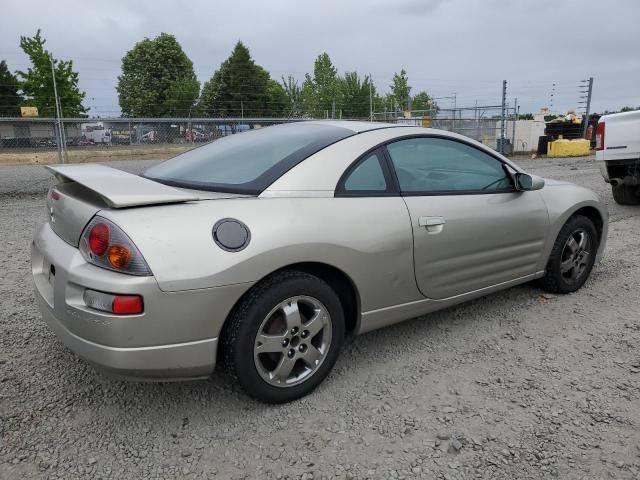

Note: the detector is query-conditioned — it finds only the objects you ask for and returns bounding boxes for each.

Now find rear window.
[144,123,353,194]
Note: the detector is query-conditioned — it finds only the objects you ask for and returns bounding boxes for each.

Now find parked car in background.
[84,127,111,145]
[596,109,640,205]
[140,130,159,143]
[32,121,607,403]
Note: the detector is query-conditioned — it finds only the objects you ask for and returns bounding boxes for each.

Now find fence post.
[50,56,65,163]
[511,97,517,153]
[500,80,507,154]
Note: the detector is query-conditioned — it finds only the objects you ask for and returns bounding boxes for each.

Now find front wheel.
[611,185,640,205]
[537,215,599,294]
[221,271,345,403]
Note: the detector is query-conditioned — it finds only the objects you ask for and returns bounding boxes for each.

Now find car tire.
[537,215,599,294]
[611,185,640,205]
[221,270,345,403]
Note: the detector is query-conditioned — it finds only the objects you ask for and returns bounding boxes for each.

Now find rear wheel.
[221,271,344,403]
[537,215,598,294]
[611,185,640,205]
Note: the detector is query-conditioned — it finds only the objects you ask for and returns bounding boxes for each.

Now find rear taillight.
[89,223,110,256]
[595,122,605,151]
[84,289,144,315]
[79,216,151,276]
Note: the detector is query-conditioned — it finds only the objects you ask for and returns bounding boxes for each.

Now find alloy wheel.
[253,295,332,388]
[559,228,592,284]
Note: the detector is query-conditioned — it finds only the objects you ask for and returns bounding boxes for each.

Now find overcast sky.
[1,0,639,117]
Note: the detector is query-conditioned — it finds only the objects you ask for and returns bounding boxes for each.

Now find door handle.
[418,216,446,234]
[418,216,445,227]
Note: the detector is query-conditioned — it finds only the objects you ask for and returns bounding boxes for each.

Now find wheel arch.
[572,206,605,244]
[219,261,361,362]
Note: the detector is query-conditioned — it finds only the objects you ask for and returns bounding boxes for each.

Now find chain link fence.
[372,104,520,153]
[0,117,302,160]
[1,107,524,161]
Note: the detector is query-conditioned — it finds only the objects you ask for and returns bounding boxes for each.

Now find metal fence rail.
[372,105,517,153]
[0,107,519,160]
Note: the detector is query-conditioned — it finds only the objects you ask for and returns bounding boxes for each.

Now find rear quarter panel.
[100,196,421,314]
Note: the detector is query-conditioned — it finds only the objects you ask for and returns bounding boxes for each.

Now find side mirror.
[516,173,545,191]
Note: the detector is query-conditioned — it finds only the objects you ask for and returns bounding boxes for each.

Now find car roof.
[303,119,402,133]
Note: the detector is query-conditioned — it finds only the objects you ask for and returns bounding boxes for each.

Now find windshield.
[144,123,354,194]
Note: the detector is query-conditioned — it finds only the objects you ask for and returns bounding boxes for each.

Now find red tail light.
[88,223,110,256]
[595,122,605,151]
[84,289,144,315]
[80,216,151,276]
[112,295,144,315]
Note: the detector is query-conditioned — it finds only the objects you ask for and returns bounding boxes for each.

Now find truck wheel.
[221,271,345,403]
[537,215,598,294]
[611,185,640,205]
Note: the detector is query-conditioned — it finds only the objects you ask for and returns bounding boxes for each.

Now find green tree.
[303,53,341,118]
[16,30,86,117]
[117,33,199,117]
[411,91,435,113]
[198,41,282,117]
[340,72,374,119]
[265,79,288,116]
[281,75,304,117]
[390,69,411,112]
[0,61,23,116]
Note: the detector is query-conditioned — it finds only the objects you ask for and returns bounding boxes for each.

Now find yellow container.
[547,138,591,157]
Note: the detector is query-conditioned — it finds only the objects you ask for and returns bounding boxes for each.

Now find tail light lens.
[79,216,151,276]
[88,223,110,256]
[595,122,605,151]
[84,289,144,315]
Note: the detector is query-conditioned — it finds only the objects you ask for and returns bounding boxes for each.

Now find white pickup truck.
[596,110,640,205]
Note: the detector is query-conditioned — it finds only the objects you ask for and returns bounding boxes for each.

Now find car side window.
[386,137,513,193]
[342,151,389,192]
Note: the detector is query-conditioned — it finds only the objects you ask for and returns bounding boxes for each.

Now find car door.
[385,136,549,300]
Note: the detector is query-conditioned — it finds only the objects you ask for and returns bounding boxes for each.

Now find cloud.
[0,0,638,115]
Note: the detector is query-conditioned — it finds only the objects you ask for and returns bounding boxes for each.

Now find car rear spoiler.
[46,164,199,208]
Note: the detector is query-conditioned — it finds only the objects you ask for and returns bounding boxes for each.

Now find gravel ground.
[1,155,639,480]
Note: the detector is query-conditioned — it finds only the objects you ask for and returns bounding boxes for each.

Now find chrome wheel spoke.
[565,236,579,253]
[304,310,326,338]
[560,258,573,274]
[578,232,588,249]
[283,300,303,330]
[271,355,296,382]
[302,345,323,368]
[256,333,287,353]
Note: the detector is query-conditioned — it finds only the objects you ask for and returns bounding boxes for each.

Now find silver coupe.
[32,121,608,403]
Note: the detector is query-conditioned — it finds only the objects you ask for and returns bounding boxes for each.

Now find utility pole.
[580,77,594,137]
[500,80,507,154]
[241,101,244,123]
[50,56,65,163]
[369,74,373,122]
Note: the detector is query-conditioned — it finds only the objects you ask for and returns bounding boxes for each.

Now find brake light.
[595,122,605,151]
[79,216,151,276]
[89,223,110,256]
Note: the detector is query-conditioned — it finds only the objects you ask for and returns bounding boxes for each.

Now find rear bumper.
[32,222,252,380]
[36,292,218,379]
